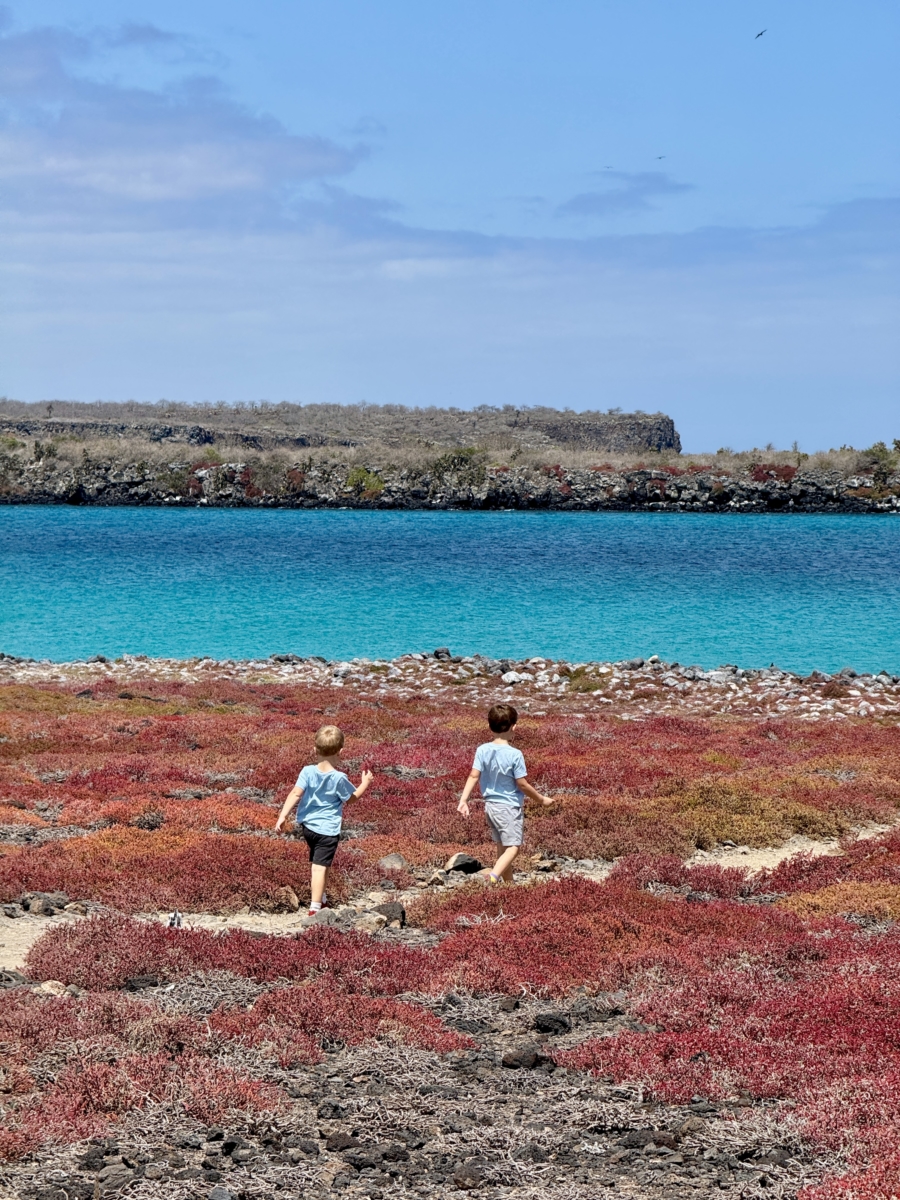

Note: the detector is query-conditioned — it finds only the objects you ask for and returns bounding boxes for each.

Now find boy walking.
[457,703,554,883]
[275,724,373,916]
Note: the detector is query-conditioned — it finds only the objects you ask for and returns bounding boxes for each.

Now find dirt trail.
[2,822,895,973]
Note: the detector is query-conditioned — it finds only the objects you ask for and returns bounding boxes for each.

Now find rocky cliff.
[1,453,898,513]
[0,405,680,455]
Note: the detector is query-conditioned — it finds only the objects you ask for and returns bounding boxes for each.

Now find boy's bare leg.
[310,864,328,906]
[492,844,520,882]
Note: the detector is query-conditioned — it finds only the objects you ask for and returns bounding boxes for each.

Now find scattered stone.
[317,1100,345,1119]
[501,1045,549,1070]
[433,647,453,661]
[377,852,409,871]
[284,1136,319,1156]
[445,853,483,874]
[35,979,67,996]
[96,1163,135,1191]
[373,900,406,926]
[2,902,24,918]
[205,1127,225,1141]
[453,1159,485,1189]
[63,901,89,915]
[209,1188,234,1200]
[427,870,448,886]
[303,907,343,928]
[533,1011,572,1035]
[272,885,300,912]
[355,911,388,933]
[498,996,520,1012]
[531,857,558,872]
[326,1132,361,1152]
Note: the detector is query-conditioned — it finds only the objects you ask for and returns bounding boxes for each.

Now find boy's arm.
[517,775,554,808]
[457,768,480,817]
[351,769,374,800]
[275,784,303,832]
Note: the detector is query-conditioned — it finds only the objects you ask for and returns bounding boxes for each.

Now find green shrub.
[346,467,385,497]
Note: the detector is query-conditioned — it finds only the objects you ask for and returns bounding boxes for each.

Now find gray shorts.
[484,802,524,847]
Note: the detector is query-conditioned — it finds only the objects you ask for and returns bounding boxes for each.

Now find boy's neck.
[492,736,511,745]
[317,755,341,770]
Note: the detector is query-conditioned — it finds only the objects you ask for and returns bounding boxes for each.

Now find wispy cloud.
[0,20,362,226]
[556,171,693,218]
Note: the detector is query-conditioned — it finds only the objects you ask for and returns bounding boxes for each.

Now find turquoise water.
[1,507,898,673]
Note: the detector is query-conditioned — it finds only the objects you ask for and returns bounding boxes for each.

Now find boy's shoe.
[480,871,503,885]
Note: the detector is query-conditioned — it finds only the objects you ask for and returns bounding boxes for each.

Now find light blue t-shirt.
[473,742,527,807]
[295,765,355,835]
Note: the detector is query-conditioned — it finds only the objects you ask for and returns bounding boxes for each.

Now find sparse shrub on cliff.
[346,466,385,498]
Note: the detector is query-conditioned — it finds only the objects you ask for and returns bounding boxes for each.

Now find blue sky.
[1,1,897,450]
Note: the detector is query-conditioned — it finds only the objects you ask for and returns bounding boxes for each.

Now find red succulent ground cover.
[26,916,434,993]
[0,976,469,1161]
[2,680,900,908]
[4,679,900,1195]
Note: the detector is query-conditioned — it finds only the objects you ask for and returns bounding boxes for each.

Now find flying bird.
[656,155,666,160]
[755,28,767,38]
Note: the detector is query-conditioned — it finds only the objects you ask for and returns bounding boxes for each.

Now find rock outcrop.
[1,454,898,513]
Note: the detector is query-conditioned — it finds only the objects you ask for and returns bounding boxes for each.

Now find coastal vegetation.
[1,668,900,1196]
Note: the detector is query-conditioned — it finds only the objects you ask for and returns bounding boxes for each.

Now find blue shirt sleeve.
[473,745,485,772]
[295,765,310,790]
[336,773,355,801]
[513,749,527,780]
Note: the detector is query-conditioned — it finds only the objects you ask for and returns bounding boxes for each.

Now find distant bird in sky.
[756,28,767,38]
[656,155,665,160]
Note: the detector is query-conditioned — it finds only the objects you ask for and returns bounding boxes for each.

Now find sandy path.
[4,824,894,975]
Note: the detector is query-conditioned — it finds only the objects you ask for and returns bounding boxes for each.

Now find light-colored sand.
[0,911,81,973]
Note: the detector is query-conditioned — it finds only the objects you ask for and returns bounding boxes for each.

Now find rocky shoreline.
[2,454,899,513]
[2,649,897,722]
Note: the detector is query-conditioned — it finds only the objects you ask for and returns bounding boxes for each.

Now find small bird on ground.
[756,29,767,38]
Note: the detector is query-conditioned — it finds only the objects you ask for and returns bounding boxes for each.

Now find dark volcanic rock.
[533,1011,572,1035]
[445,853,483,874]
[374,901,406,926]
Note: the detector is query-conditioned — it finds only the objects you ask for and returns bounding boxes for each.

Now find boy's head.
[315,724,344,757]
[488,703,518,734]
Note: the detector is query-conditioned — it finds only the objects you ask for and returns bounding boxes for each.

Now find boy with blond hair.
[457,703,553,883]
[276,724,373,916]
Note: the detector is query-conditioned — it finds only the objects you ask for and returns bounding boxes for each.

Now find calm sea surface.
[1,507,898,673]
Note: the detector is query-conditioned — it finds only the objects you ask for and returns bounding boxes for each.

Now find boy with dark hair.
[457,703,553,883]
[275,724,373,916]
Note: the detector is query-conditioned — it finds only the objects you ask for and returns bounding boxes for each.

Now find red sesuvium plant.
[3,683,900,906]
[0,988,284,1160]
[5,680,900,1194]
[26,914,434,993]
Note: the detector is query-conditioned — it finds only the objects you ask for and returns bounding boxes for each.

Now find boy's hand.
[360,769,374,788]
[540,794,555,808]
[274,815,286,833]
[457,798,470,818]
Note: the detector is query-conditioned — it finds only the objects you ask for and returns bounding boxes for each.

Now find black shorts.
[298,823,340,867]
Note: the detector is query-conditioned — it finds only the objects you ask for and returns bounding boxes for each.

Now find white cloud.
[0,24,360,221]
